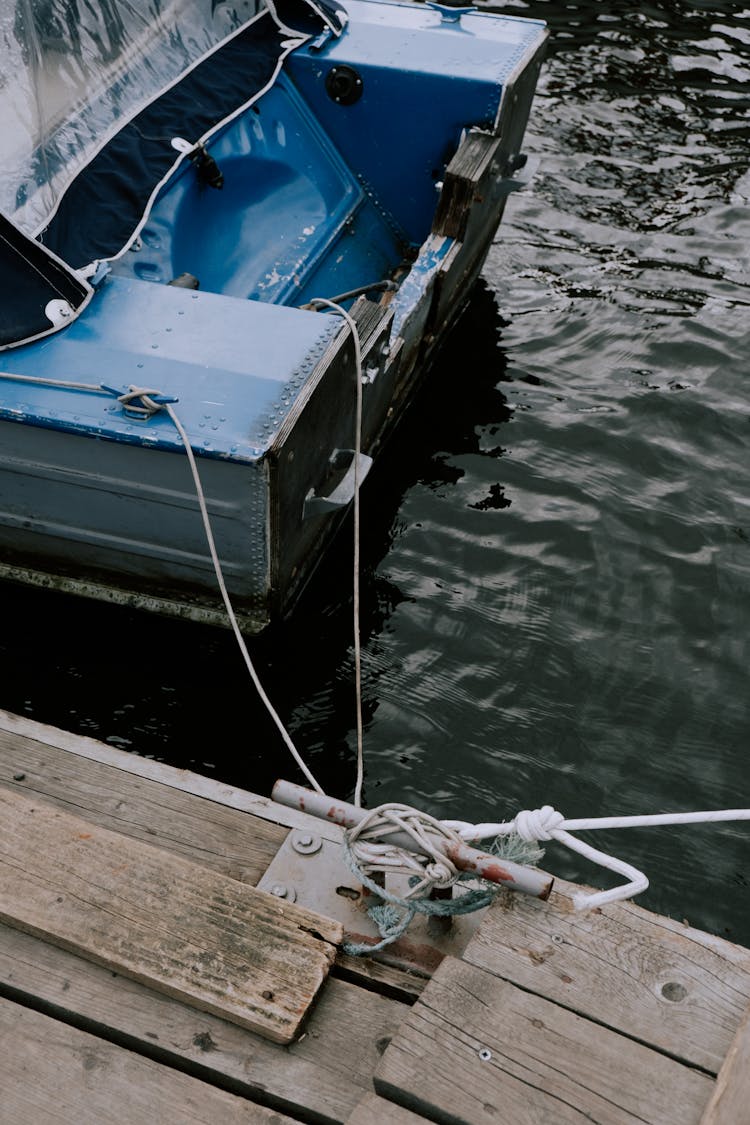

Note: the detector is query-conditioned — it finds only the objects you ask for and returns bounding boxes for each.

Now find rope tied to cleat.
[334,800,542,954]
[273,781,551,952]
[273,780,750,948]
[339,800,546,953]
[102,384,178,418]
[346,803,465,898]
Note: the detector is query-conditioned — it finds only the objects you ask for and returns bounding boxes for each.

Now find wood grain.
[700,1003,750,1124]
[463,880,750,1073]
[0,726,287,885]
[432,131,502,241]
[0,921,407,1124]
[376,954,712,1125]
[335,951,428,1000]
[0,996,297,1124]
[0,785,341,1043]
[345,1093,429,1124]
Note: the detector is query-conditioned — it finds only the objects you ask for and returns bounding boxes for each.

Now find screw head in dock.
[478,1047,492,1062]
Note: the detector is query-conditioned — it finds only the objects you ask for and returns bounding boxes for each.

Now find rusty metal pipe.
[271,780,553,900]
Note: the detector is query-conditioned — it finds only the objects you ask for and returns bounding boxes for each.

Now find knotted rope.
[341,802,540,954]
[337,799,750,951]
[109,385,177,418]
[346,803,464,897]
[445,804,750,911]
[446,804,642,910]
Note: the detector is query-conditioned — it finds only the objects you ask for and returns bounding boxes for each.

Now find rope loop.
[424,861,455,888]
[341,810,502,956]
[345,802,464,897]
[445,804,750,913]
[114,385,178,419]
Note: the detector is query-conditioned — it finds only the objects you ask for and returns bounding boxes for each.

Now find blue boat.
[0,0,546,630]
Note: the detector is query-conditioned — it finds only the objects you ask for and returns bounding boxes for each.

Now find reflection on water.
[0,0,748,943]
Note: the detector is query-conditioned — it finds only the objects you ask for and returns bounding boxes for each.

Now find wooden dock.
[1,707,749,1124]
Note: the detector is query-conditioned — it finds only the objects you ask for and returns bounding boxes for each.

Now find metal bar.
[271,781,553,900]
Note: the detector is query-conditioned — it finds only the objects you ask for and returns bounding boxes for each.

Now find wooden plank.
[0,707,345,842]
[462,880,750,1074]
[335,951,428,1000]
[375,955,712,1125]
[432,130,502,241]
[700,1004,750,1124]
[0,785,342,1043]
[0,711,428,1005]
[0,921,408,1124]
[0,996,298,1124]
[345,1093,429,1124]
[1,726,286,885]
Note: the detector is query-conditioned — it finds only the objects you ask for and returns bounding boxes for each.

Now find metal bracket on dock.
[272,780,553,899]
[257,827,490,973]
[262,780,552,971]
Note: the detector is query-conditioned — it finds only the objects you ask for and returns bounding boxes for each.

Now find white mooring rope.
[163,400,324,794]
[444,805,750,910]
[302,297,366,808]
[168,290,368,803]
[116,292,368,800]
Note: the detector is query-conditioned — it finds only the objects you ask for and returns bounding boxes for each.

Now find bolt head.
[291,831,323,855]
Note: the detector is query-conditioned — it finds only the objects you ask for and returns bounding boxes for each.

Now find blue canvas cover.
[0,0,345,350]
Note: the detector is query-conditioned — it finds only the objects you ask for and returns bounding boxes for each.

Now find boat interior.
[102,0,523,312]
[110,76,406,308]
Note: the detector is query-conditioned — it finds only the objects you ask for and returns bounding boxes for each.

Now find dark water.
[2,0,749,943]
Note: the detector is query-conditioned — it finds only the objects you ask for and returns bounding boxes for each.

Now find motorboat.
[0,0,546,630]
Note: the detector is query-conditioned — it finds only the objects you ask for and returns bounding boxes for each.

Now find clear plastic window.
[2,0,258,234]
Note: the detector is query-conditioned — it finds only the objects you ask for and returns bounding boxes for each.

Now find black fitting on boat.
[325,65,363,106]
[303,280,398,310]
[190,143,224,189]
[508,152,528,174]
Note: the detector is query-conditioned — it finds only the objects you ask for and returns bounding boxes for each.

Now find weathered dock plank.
[375,954,713,1125]
[0,709,341,842]
[0,921,407,1124]
[0,712,432,998]
[0,786,342,1044]
[700,1004,750,1125]
[0,725,286,885]
[463,879,750,1073]
[335,951,428,1000]
[4,708,748,1125]
[1,996,297,1124]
